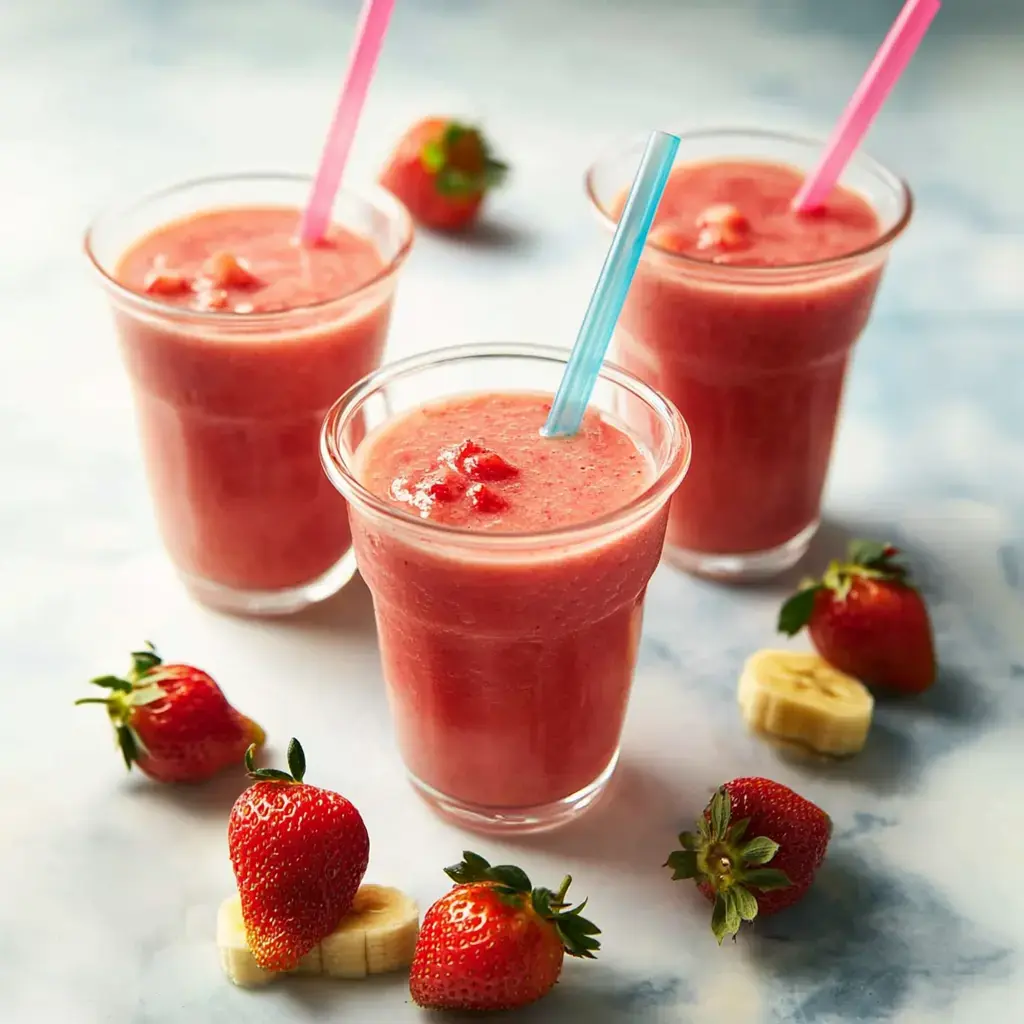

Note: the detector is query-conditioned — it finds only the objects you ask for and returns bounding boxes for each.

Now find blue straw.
[542,129,680,438]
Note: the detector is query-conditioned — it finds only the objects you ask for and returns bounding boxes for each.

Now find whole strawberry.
[779,539,936,694]
[228,738,369,972]
[75,642,264,783]
[665,778,831,943]
[380,117,508,232]
[410,851,600,1012]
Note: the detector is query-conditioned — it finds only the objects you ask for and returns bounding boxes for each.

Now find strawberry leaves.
[847,540,908,578]
[779,539,916,636]
[664,787,792,944]
[542,887,601,960]
[444,850,531,891]
[420,122,509,199]
[740,836,780,865]
[75,644,167,771]
[130,642,163,679]
[444,852,601,959]
[245,737,306,783]
[778,584,821,635]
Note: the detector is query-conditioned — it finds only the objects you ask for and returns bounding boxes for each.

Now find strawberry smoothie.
[588,129,912,579]
[86,175,412,615]
[321,345,690,832]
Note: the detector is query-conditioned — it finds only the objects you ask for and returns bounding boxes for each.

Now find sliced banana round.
[217,884,419,988]
[321,884,420,979]
[738,649,874,757]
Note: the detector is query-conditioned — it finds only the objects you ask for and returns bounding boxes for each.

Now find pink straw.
[298,0,397,244]
[792,0,941,213]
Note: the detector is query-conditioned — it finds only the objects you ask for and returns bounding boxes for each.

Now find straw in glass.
[542,130,680,438]
[298,0,397,244]
[793,0,941,213]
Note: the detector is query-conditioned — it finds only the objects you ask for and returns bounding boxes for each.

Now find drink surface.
[116,206,385,313]
[356,391,655,533]
[634,159,881,267]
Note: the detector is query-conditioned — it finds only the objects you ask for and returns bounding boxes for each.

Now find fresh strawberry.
[467,482,509,513]
[143,266,191,296]
[778,539,937,694]
[380,117,508,232]
[75,642,264,783]
[409,851,600,1011]
[228,738,369,972]
[441,439,520,481]
[665,778,831,943]
[200,251,261,290]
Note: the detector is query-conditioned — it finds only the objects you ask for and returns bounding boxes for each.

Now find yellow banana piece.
[321,885,420,979]
[738,649,874,757]
[217,884,419,988]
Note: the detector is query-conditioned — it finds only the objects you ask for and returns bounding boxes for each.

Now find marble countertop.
[2,1,1022,1021]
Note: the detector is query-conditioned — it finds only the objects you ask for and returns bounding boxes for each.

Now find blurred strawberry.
[380,117,508,231]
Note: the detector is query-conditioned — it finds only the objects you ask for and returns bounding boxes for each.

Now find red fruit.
[695,203,750,232]
[143,265,192,296]
[441,439,519,482]
[200,250,262,290]
[419,472,464,504]
[467,482,509,513]
[194,287,229,311]
[75,642,264,783]
[648,221,691,254]
[409,851,600,1012]
[665,778,831,943]
[778,539,937,694]
[380,117,508,232]
[228,739,370,972]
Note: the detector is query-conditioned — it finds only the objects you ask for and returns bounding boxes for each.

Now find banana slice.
[216,895,321,987]
[738,649,874,757]
[321,885,420,979]
[217,884,419,988]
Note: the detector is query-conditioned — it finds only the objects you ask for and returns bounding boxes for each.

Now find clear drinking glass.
[85,173,413,615]
[586,128,912,580]
[321,343,691,833]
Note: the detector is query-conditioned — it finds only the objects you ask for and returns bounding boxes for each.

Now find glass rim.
[584,126,914,276]
[320,342,692,550]
[82,171,415,326]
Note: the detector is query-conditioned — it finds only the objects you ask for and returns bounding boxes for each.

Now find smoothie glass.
[85,174,412,615]
[321,344,690,833]
[587,129,912,580]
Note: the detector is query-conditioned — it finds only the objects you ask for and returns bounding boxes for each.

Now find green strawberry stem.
[778,539,913,635]
[421,122,509,199]
[245,737,306,784]
[552,875,572,908]
[444,852,601,959]
[74,641,166,769]
[664,788,792,944]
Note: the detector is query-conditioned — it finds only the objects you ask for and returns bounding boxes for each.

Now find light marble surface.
[2,1,1022,1021]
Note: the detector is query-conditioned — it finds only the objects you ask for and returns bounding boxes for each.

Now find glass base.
[179,548,358,617]
[408,751,619,835]
[664,519,819,583]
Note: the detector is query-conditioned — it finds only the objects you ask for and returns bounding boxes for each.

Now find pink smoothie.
[113,206,393,592]
[351,391,664,810]
[612,159,885,561]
